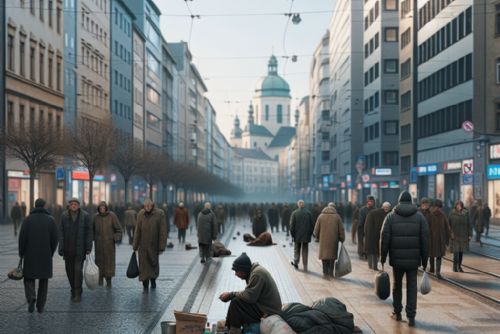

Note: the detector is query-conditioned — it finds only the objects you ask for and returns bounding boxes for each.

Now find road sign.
[56,167,64,180]
[462,121,474,133]
[463,160,473,175]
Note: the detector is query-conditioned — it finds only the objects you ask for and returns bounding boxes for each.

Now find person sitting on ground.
[212,241,231,257]
[219,252,282,334]
[247,232,276,246]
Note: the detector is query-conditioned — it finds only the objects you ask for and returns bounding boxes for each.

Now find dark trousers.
[218,222,225,235]
[293,242,309,269]
[199,243,211,261]
[270,224,279,233]
[367,254,379,270]
[226,297,264,328]
[357,231,365,258]
[24,278,48,309]
[281,222,289,235]
[13,219,21,236]
[321,259,334,276]
[64,256,85,296]
[126,226,134,244]
[178,229,186,243]
[392,268,418,319]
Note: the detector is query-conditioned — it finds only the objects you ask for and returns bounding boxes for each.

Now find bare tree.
[111,133,144,205]
[68,120,113,208]
[1,124,62,210]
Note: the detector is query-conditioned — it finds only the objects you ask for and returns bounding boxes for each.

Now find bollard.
[161,321,176,334]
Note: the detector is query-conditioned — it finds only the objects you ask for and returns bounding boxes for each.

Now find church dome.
[254,55,291,98]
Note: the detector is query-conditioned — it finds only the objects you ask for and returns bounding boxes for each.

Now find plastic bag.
[7,257,23,280]
[260,315,296,334]
[374,269,390,300]
[419,271,431,295]
[126,251,139,278]
[334,242,352,278]
[84,254,99,289]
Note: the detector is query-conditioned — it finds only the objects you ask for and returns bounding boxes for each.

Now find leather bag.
[374,268,390,300]
[7,257,23,280]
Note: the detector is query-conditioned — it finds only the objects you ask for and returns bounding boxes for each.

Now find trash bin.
[161,321,176,334]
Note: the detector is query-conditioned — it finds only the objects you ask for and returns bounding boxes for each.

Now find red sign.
[8,178,21,190]
[72,170,90,181]
[462,121,474,133]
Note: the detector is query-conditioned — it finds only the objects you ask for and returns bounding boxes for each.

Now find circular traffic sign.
[462,121,474,133]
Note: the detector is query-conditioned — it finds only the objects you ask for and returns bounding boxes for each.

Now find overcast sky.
[158,0,336,140]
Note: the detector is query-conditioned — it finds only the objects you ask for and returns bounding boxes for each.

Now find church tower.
[230,115,242,148]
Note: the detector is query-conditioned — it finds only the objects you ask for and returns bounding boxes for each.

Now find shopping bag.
[374,268,391,300]
[334,242,352,278]
[7,257,23,280]
[419,271,431,295]
[83,254,99,289]
[126,251,139,278]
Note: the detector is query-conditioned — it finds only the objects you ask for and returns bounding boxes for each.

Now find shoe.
[408,318,415,327]
[436,273,443,279]
[37,306,44,313]
[291,261,298,269]
[73,295,81,303]
[201,259,206,264]
[390,312,402,321]
[458,267,464,272]
[151,279,156,289]
[28,300,35,313]
[106,278,112,288]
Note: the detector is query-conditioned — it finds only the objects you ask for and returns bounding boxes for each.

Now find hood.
[321,207,337,214]
[201,208,212,215]
[394,202,418,217]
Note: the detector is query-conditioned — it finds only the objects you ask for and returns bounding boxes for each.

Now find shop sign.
[444,162,461,171]
[371,183,378,189]
[410,167,417,183]
[380,182,389,189]
[363,183,371,188]
[7,170,30,179]
[72,170,105,181]
[340,182,346,188]
[362,174,370,182]
[346,174,352,184]
[8,178,21,190]
[490,144,500,159]
[374,168,392,176]
[56,167,65,180]
[416,164,437,175]
[487,164,500,180]
[463,174,473,184]
[389,181,400,188]
[462,160,473,175]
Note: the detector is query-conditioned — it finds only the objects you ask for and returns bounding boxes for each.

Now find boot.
[143,280,149,292]
[429,258,435,274]
[106,278,112,288]
[458,252,464,272]
[151,279,156,289]
[453,253,459,272]
[436,258,442,279]
[408,318,415,327]
[98,276,104,286]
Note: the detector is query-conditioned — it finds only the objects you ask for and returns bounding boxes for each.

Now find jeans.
[178,229,186,243]
[24,278,48,310]
[392,268,418,319]
[64,256,85,296]
[226,297,264,329]
[293,242,309,269]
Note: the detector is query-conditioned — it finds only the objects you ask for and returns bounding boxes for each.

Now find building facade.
[162,40,176,158]
[132,24,146,143]
[295,96,312,201]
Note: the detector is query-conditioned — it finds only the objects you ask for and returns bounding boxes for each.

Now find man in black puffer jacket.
[380,191,429,328]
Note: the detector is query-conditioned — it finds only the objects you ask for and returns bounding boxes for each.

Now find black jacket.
[58,209,93,258]
[19,208,59,279]
[380,203,429,270]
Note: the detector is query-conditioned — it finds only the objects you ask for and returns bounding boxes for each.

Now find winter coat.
[252,213,268,237]
[233,263,282,317]
[174,207,189,230]
[133,208,167,281]
[313,207,345,260]
[197,208,217,245]
[364,208,389,256]
[18,208,58,279]
[93,210,122,277]
[470,205,485,233]
[357,205,375,235]
[58,209,93,259]
[267,207,280,226]
[215,205,226,224]
[290,208,314,243]
[448,209,472,253]
[11,204,22,220]
[281,206,292,227]
[428,207,451,258]
[124,209,137,228]
[380,203,429,270]
[419,208,432,226]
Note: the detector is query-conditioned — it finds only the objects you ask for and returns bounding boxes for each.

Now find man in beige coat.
[313,202,346,278]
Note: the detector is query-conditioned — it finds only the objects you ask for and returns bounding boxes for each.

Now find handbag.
[419,271,432,295]
[126,251,139,278]
[374,266,391,300]
[334,242,352,278]
[8,257,23,280]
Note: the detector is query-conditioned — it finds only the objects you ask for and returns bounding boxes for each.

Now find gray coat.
[380,203,429,270]
[197,209,217,244]
[290,208,314,243]
[58,209,93,259]
[19,208,59,279]
[448,209,472,253]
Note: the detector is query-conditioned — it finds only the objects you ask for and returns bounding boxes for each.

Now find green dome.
[254,55,291,98]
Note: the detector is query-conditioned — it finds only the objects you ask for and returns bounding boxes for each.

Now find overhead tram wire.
[282,0,295,77]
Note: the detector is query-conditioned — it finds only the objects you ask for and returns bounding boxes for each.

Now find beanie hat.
[398,191,412,204]
[232,252,252,273]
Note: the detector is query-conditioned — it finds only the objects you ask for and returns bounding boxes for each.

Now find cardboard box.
[174,311,207,334]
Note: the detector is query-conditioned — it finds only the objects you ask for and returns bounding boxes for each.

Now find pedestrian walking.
[197,202,218,264]
[448,200,472,272]
[313,202,345,278]
[93,201,122,288]
[267,203,280,233]
[280,203,292,236]
[419,198,432,225]
[351,205,360,244]
[11,202,23,237]
[133,199,167,291]
[252,208,268,238]
[58,198,93,302]
[290,200,314,271]
[219,252,282,334]
[18,198,59,313]
[428,199,451,279]
[380,191,429,327]
[483,202,491,238]
[174,202,189,243]
[124,206,137,244]
[470,199,485,245]
[364,202,391,271]
[358,195,376,259]
[215,203,226,235]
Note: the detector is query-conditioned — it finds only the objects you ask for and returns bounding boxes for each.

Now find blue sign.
[410,167,417,183]
[56,167,65,180]
[416,164,438,176]
[389,181,400,189]
[487,164,500,180]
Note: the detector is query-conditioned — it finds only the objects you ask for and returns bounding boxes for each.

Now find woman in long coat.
[252,209,268,238]
[364,203,391,271]
[448,200,472,272]
[428,199,451,278]
[93,201,122,287]
[133,199,167,290]
[313,205,345,278]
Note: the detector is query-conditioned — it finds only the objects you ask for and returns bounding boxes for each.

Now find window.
[401,58,411,79]
[375,32,379,49]
[7,35,14,71]
[7,102,14,129]
[375,1,380,18]
[56,6,62,33]
[19,40,25,76]
[30,107,35,129]
[48,56,53,88]
[30,0,35,15]
[147,86,160,104]
[48,0,53,27]
[401,91,411,110]
[19,105,25,131]
[496,58,500,84]
[39,50,45,84]
[147,112,161,130]
[265,105,269,121]
[384,59,398,73]
[39,0,44,21]
[496,4,500,35]
[384,0,398,11]
[401,124,411,142]
[277,105,283,123]
[401,155,411,173]
[384,121,398,135]
[384,27,398,42]
[401,28,411,49]
[384,90,399,104]
[383,151,399,165]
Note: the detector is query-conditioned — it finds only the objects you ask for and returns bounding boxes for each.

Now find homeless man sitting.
[219,252,282,333]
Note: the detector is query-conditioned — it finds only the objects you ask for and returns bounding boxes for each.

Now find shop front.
[487,164,500,220]
[70,169,110,205]
[7,170,38,210]
[442,161,462,209]
[416,164,438,200]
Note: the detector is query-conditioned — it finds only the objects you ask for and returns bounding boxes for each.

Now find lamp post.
[0,1,7,223]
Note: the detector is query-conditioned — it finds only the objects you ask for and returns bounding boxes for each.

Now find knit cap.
[232,252,252,273]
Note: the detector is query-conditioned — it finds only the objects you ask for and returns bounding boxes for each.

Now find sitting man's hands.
[219,292,233,303]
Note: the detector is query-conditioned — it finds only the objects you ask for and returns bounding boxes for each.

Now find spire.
[234,115,240,127]
[231,115,242,139]
[247,102,254,125]
[268,55,278,75]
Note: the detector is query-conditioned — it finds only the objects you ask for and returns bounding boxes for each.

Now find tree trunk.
[89,174,94,209]
[124,177,129,205]
[29,171,35,211]
[149,180,154,200]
